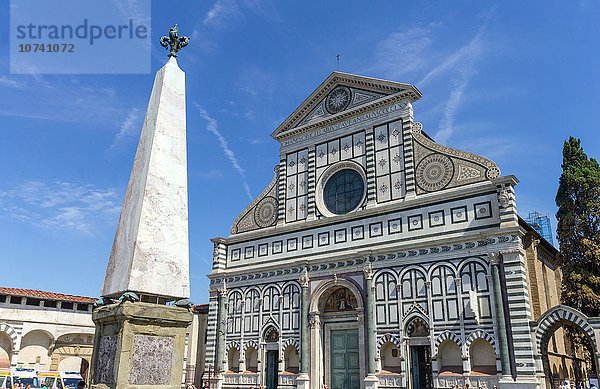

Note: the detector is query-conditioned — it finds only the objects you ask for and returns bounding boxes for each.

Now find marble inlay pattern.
[129,335,174,385]
[94,335,117,385]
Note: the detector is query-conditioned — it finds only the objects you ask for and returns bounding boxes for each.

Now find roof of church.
[0,286,96,303]
[518,216,559,255]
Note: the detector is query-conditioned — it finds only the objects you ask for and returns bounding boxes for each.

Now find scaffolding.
[524,211,554,246]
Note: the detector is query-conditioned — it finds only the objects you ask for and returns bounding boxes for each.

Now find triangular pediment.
[271,71,422,141]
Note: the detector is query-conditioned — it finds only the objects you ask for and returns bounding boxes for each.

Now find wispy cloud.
[422,7,496,144]
[369,26,434,80]
[0,76,23,89]
[0,180,120,235]
[193,103,253,200]
[0,75,126,123]
[105,108,142,158]
[204,0,242,28]
[368,7,497,145]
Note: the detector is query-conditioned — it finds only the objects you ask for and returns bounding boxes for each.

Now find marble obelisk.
[101,53,190,302]
[89,25,192,389]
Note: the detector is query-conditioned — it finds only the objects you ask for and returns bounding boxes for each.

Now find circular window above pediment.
[315,161,367,217]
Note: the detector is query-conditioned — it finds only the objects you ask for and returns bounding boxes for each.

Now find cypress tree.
[555,137,600,315]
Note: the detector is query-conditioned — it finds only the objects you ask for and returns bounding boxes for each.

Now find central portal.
[266,350,278,389]
[330,329,360,389]
[311,281,366,389]
[410,346,432,389]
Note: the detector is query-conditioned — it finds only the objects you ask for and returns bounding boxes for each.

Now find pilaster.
[500,248,537,378]
[489,252,512,377]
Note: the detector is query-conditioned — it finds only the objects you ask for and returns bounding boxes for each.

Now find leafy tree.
[556,137,600,316]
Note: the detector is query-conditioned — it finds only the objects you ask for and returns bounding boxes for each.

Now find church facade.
[206,72,600,389]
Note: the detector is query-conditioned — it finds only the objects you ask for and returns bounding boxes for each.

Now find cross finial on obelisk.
[160,24,190,58]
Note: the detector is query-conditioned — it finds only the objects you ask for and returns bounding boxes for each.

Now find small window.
[26,298,42,306]
[10,296,21,304]
[77,303,88,311]
[62,301,74,310]
[45,300,57,308]
[0,295,6,303]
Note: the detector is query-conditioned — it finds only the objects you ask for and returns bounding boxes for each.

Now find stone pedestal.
[296,374,309,389]
[498,376,542,389]
[89,301,193,389]
[364,374,379,389]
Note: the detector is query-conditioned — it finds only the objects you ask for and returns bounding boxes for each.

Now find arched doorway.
[406,317,432,389]
[49,333,93,374]
[541,322,598,389]
[309,280,365,389]
[536,306,600,389]
[18,330,53,370]
[0,332,12,368]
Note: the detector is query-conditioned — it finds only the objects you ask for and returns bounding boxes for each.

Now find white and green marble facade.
[206,72,547,389]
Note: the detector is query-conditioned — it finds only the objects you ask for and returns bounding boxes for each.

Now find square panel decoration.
[95,335,117,385]
[407,214,423,231]
[318,232,330,246]
[272,240,283,254]
[302,235,313,249]
[244,246,254,259]
[451,206,468,224]
[231,249,241,261]
[258,243,268,257]
[474,201,493,220]
[130,335,173,385]
[428,210,445,228]
[369,222,383,238]
[388,218,402,234]
[351,225,364,241]
[334,229,347,244]
[287,238,298,252]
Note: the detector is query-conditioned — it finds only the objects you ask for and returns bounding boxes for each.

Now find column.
[10,350,18,368]
[364,264,379,389]
[489,253,511,377]
[426,281,438,376]
[395,284,407,388]
[239,300,246,373]
[278,295,284,378]
[216,288,228,375]
[297,272,310,389]
[309,314,322,389]
[455,278,469,374]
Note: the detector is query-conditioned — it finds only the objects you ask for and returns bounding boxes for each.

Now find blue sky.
[0,1,598,304]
